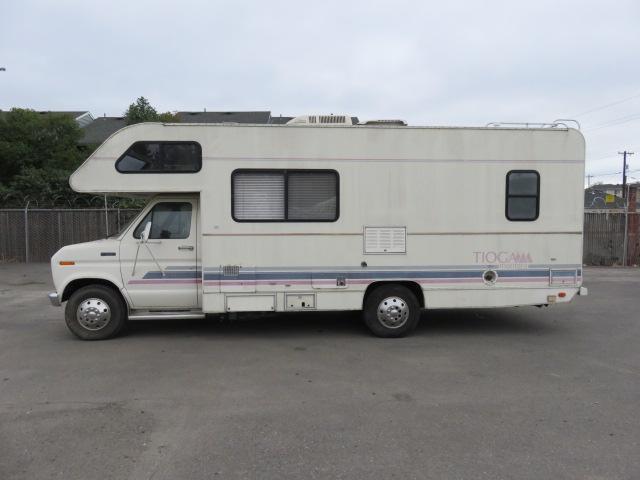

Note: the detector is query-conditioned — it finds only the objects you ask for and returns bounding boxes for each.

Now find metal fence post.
[58,211,63,250]
[104,194,109,237]
[24,201,30,263]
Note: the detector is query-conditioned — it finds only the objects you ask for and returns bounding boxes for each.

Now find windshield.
[107,210,144,239]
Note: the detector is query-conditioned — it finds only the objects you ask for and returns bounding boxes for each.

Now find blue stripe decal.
[201,268,565,281]
[552,269,581,276]
[139,266,581,282]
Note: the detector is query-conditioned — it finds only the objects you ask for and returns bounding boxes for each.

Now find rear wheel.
[64,285,127,340]
[363,284,421,338]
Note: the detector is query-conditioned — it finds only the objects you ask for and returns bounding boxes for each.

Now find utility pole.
[618,151,634,200]
[586,174,593,187]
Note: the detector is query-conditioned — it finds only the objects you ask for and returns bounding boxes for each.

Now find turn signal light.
[59,261,75,266]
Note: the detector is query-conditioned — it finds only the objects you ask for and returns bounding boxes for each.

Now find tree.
[0,98,178,207]
[7,167,75,205]
[0,108,85,188]
[124,96,179,125]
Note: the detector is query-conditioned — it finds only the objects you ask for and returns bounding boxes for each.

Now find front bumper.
[48,292,61,307]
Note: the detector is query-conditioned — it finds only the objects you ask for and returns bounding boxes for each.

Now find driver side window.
[133,202,192,239]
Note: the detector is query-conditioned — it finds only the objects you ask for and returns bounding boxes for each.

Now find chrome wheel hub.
[377,296,409,329]
[77,298,111,331]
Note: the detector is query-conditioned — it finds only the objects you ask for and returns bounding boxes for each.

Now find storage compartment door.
[225,294,275,312]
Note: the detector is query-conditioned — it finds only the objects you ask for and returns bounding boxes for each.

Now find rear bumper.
[48,292,61,307]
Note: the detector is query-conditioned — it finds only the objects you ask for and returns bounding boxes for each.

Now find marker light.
[59,261,75,266]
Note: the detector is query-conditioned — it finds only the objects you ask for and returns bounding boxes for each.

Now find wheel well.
[61,278,125,304]
[363,281,425,308]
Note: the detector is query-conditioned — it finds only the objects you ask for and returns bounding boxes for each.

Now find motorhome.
[48,116,587,340]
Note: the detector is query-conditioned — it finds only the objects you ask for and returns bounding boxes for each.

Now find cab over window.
[116,142,201,173]
[133,202,192,239]
[506,170,540,221]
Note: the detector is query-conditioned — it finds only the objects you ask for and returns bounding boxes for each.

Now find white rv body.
[50,121,586,338]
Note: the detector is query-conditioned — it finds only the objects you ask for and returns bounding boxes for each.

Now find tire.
[363,284,421,338]
[64,285,127,340]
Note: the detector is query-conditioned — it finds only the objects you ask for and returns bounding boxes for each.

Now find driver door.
[120,198,199,309]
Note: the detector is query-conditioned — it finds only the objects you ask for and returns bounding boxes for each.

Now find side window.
[506,171,540,221]
[287,171,338,220]
[116,142,201,173]
[233,171,285,221]
[232,169,339,222]
[133,202,192,239]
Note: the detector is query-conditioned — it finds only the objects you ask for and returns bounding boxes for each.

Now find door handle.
[178,245,194,251]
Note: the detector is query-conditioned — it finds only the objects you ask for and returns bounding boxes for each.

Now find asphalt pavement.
[0,263,639,479]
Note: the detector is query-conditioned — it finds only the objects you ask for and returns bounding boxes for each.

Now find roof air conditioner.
[286,115,353,125]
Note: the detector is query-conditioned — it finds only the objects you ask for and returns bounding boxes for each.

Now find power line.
[573,92,640,117]
[588,151,639,162]
[585,113,640,131]
[586,171,622,177]
[586,112,640,127]
[585,168,640,178]
[588,146,640,162]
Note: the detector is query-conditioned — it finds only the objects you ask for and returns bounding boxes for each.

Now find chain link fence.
[0,208,140,262]
[1,207,639,266]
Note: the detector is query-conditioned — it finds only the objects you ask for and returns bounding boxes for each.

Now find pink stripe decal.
[199,277,558,286]
[498,277,550,282]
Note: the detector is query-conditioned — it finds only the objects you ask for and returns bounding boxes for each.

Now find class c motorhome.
[49,116,587,340]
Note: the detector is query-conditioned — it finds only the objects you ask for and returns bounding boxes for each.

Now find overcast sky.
[1,0,639,184]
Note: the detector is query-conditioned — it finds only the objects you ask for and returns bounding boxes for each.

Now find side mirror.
[140,221,152,242]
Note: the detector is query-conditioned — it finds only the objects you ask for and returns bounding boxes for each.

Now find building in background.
[585,183,640,209]
[0,110,95,127]
[78,111,350,146]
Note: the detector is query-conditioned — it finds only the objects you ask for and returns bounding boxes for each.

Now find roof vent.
[361,119,407,126]
[287,115,353,126]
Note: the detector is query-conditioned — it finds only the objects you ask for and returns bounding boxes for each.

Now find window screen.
[133,202,192,239]
[116,142,201,173]
[506,171,539,221]
[232,170,339,222]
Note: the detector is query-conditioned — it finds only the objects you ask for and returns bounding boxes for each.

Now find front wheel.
[363,284,421,338]
[64,285,127,340]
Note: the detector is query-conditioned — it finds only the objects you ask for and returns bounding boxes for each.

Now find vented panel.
[319,115,346,124]
[222,265,240,277]
[364,227,406,254]
[233,172,285,220]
